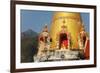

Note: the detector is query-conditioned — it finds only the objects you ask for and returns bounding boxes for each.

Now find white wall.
[0,0,100,73]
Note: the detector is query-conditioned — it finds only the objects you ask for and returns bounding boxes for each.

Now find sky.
[21,10,90,33]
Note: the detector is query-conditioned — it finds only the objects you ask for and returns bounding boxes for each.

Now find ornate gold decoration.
[50,12,83,49]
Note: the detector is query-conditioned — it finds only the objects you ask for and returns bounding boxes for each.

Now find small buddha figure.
[58,25,69,49]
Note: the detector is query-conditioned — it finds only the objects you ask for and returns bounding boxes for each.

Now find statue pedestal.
[34,49,82,62]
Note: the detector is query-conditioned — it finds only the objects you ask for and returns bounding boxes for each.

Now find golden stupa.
[50,12,83,49]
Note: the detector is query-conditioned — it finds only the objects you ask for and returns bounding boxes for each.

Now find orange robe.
[84,40,90,59]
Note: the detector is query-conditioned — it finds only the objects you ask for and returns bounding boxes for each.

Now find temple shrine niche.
[50,12,83,49]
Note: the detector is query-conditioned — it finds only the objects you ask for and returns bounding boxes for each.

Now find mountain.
[21,29,39,63]
[21,29,38,38]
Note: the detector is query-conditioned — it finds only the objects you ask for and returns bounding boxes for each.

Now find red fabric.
[59,32,68,49]
[84,40,90,59]
[62,40,68,48]
[39,36,44,42]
